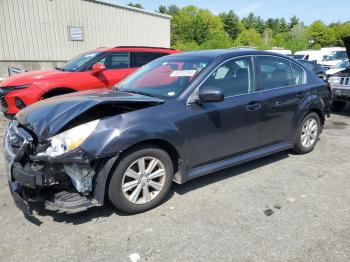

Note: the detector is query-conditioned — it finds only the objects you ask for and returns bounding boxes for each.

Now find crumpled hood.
[1,69,70,87]
[15,88,164,140]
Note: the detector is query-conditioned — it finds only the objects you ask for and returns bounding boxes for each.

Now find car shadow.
[28,151,290,225]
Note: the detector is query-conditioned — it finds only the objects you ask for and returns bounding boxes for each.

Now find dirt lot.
[0,107,350,262]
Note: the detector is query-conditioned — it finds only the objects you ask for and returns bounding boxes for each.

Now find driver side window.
[94,52,130,69]
[202,57,255,97]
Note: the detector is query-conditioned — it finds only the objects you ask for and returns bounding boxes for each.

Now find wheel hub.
[122,156,166,205]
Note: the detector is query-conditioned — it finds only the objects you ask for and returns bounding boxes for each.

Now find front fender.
[81,117,186,160]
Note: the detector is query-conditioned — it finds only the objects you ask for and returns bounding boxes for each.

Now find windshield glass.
[60,52,101,72]
[116,56,214,98]
[324,51,347,61]
[333,60,349,69]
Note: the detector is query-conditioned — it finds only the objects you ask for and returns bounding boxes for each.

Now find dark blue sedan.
[5,49,331,216]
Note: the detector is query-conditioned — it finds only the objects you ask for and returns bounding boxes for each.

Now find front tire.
[108,145,173,214]
[293,112,321,154]
[331,101,346,112]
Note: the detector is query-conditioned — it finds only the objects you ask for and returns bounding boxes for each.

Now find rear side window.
[132,52,168,67]
[257,56,293,90]
[291,63,305,85]
[95,52,130,69]
[202,56,255,97]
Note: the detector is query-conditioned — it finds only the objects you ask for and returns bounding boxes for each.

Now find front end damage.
[4,121,116,216]
[4,89,165,216]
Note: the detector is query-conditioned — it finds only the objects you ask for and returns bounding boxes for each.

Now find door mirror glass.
[199,85,224,102]
[91,63,106,73]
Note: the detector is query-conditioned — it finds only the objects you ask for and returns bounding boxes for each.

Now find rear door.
[256,55,308,147]
[131,52,169,68]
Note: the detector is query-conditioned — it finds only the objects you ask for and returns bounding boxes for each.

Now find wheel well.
[119,139,180,174]
[309,108,325,126]
[41,88,76,99]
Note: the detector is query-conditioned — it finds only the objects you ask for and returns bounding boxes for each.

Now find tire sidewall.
[294,112,321,154]
[108,145,173,214]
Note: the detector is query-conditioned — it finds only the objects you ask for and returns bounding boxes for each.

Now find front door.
[92,52,136,87]
[184,56,263,168]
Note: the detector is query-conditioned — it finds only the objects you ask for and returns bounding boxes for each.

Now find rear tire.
[331,101,346,112]
[108,145,173,214]
[293,112,321,154]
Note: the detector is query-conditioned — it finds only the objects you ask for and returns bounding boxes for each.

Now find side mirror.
[91,63,106,74]
[198,85,224,102]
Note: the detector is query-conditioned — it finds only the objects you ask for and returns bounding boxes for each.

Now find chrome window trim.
[187,54,307,105]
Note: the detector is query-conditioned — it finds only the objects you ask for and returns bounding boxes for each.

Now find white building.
[0,0,171,78]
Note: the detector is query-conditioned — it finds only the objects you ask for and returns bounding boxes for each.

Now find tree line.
[128,3,350,52]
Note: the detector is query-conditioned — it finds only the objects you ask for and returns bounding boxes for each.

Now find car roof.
[165,48,291,60]
[92,46,180,54]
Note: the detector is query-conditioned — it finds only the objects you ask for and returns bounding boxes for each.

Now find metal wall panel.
[0,0,171,61]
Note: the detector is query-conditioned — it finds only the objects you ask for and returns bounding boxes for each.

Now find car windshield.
[115,56,214,98]
[60,52,101,72]
[324,51,347,61]
[332,60,349,69]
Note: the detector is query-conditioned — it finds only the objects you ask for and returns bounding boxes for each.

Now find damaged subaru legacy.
[5,49,331,216]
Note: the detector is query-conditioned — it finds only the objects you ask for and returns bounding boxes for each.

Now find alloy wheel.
[301,118,318,148]
[122,156,166,204]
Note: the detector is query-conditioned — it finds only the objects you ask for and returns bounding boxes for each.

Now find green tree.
[172,41,200,51]
[219,10,244,40]
[233,28,263,48]
[289,16,300,29]
[171,6,226,46]
[331,22,350,46]
[285,24,309,52]
[308,20,336,47]
[157,5,180,16]
[200,32,233,49]
[241,13,265,34]
[127,3,143,9]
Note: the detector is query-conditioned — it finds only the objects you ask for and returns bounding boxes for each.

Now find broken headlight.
[38,120,100,157]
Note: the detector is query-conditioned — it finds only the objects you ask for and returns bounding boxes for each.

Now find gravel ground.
[0,107,349,262]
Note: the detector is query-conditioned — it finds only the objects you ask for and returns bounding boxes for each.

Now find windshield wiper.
[122,90,158,98]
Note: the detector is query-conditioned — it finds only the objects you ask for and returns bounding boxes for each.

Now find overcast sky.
[116,0,349,25]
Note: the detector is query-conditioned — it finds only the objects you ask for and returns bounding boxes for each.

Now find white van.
[294,50,324,62]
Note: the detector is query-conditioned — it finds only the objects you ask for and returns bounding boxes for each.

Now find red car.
[0,46,180,118]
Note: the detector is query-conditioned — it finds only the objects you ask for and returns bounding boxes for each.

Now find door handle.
[245,102,262,111]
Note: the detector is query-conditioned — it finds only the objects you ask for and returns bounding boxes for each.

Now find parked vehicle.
[0,46,180,118]
[325,59,349,77]
[297,60,327,80]
[328,37,350,111]
[294,50,324,63]
[319,49,347,70]
[4,49,331,216]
